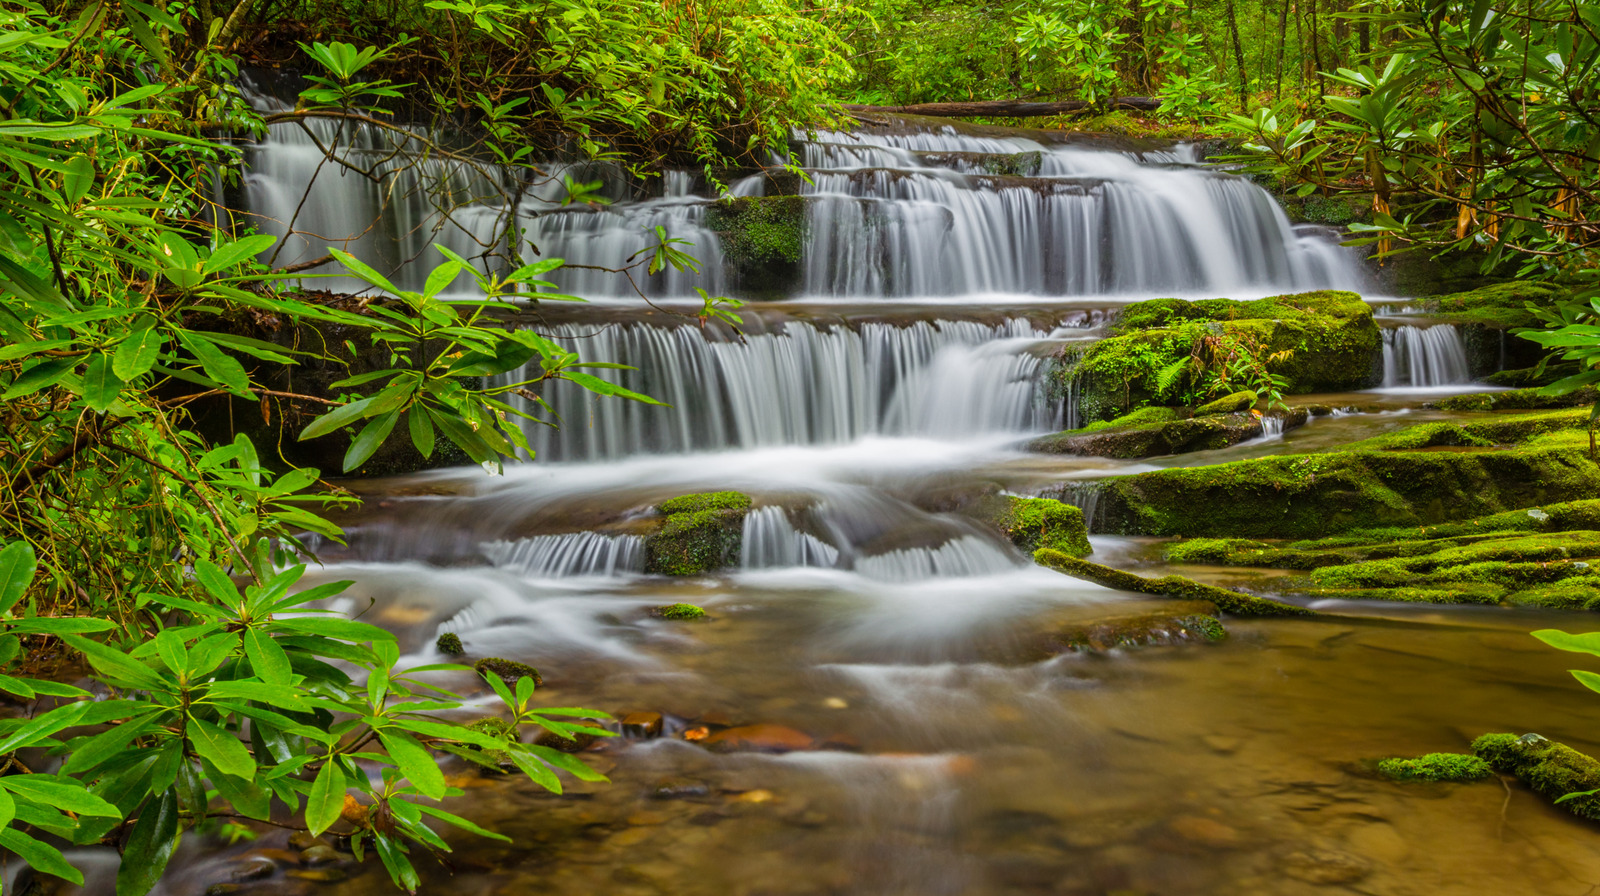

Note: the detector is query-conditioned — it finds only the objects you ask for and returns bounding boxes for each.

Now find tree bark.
[841,97,1163,118]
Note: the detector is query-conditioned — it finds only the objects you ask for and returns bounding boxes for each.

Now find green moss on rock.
[1060,291,1380,422]
[1377,752,1492,782]
[1033,547,1313,617]
[436,632,464,656]
[1473,733,1600,820]
[1194,391,1257,416]
[1436,386,1598,412]
[976,496,1091,557]
[705,196,807,299]
[645,491,753,575]
[474,657,541,688]
[1029,412,1274,459]
[652,602,708,620]
[1091,447,1600,538]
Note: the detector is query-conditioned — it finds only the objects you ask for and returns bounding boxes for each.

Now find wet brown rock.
[287,868,349,882]
[1169,815,1244,848]
[622,711,664,738]
[1036,601,1227,653]
[286,831,322,851]
[299,844,341,866]
[700,723,816,753]
[1281,849,1372,885]
[229,856,277,882]
[535,727,598,753]
[651,777,711,799]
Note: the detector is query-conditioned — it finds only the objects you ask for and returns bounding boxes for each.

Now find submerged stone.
[1037,601,1226,653]
[973,495,1091,557]
[700,723,816,753]
[645,491,753,576]
[1473,733,1600,819]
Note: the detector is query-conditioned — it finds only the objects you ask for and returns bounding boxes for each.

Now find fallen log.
[840,97,1162,118]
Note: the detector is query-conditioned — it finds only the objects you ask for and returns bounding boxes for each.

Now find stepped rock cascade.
[236,98,1366,301]
[201,95,1591,896]
[510,317,1061,461]
[1381,324,1473,388]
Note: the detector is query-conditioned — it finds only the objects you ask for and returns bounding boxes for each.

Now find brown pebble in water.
[622,711,664,738]
[286,831,321,851]
[682,725,711,742]
[298,844,342,866]
[732,789,775,803]
[287,868,349,883]
[1169,815,1244,848]
[1280,849,1372,885]
[626,811,670,826]
[229,856,276,882]
[700,724,815,753]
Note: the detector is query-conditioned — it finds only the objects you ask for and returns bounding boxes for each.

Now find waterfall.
[481,532,646,577]
[741,506,840,569]
[510,318,1060,460]
[1381,325,1472,388]
[853,536,1023,582]
[235,94,1367,301]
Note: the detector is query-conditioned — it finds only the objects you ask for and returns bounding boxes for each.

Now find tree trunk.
[841,97,1164,117]
[1224,0,1249,105]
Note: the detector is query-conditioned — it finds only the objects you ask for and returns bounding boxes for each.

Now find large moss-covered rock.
[1473,733,1600,819]
[1435,385,1598,412]
[1194,390,1257,416]
[1091,447,1600,539]
[705,196,806,300]
[974,495,1091,557]
[1060,291,1381,422]
[644,491,753,575]
[1029,411,1284,458]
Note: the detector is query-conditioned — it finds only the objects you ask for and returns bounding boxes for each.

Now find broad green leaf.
[1532,629,1600,658]
[1,828,83,886]
[416,803,511,841]
[379,731,446,799]
[0,700,89,753]
[1572,669,1600,695]
[187,718,256,780]
[62,154,94,205]
[115,790,179,896]
[299,396,375,441]
[82,353,123,412]
[193,560,241,605]
[200,758,272,821]
[3,357,75,399]
[204,234,275,275]
[408,408,435,457]
[343,408,400,472]
[113,324,163,380]
[0,785,12,830]
[177,332,250,396]
[305,759,347,836]
[244,627,293,685]
[329,248,401,295]
[0,775,120,816]
[0,540,37,614]
[60,634,167,691]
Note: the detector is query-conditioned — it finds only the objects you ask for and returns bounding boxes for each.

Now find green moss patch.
[1029,411,1273,459]
[1378,752,1492,782]
[1194,390,1257,416]
[705,196,806,299]
[1413,282,1569,331]
[474,657,541,687]
[436,632,464,655]
[1436,385,1598,412]
[976,495,1091,557]
[1059,291,1380,422]
[645,491,753,576]
[652,602,708,620]
[1473,733,1600,820]
[1033,547,1313,617]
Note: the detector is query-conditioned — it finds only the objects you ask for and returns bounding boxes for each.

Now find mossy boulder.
[1033,548,1313,617]
[1473,733,1600,820]
[1059,291,1381,422]
[1029,412,1268,458]
[705,196,806,300]
[1036,601,1226,653]
[1091,446,1600,539]
[1194,391,1257,416]
[652,602,708,620]
[1436,385,1598,412]
[474,657,541,688]
[436,632,464,656]
[1377,752,1492,782]
[974,495,1091,557]
[644,491,753,576]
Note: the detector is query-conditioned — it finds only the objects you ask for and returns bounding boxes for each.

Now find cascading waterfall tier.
[482,532,646,577]
[1381,325,1472,388]
[234,91,1366,302]
[510,317,1061,461]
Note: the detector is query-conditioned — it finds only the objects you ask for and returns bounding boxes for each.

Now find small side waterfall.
[854,536,1023,582]
[481,532,646,577]
[740,506,840,569]
[512,318,1060,461]
[1381,325,1472,388]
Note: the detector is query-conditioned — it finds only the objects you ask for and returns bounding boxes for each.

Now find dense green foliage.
[1378,752,1492,782]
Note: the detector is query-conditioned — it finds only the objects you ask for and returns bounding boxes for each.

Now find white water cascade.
[1381,325,1473,388]
[481,532,646,577]
[740,506,841,569]
[511,318,1060,461]
[234,88,1368,302]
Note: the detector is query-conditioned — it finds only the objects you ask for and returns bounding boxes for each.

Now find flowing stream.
[143,114,1599,896]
